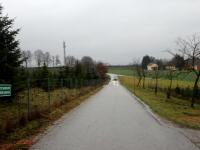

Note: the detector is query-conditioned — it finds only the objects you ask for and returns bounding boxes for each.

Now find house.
[165,65,176,70]
[185,58,200,70]
[147,63,158,70]
[194,65,200,71]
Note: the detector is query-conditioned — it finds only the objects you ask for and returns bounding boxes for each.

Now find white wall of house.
[147,63,158,70]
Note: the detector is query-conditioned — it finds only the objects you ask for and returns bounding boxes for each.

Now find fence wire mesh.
[0,78,105,137]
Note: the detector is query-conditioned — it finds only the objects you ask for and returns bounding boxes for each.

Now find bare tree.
[133,59,143,87]
[52,56,55,67]
[21,50,32,68]
[66,55,77,67]
[136,65,142,87]
[166,70,178,99]
[81,56,94,65]
[170,54,185,70]
[165,70,188,99]
[176,33,200,107]
[44,52,52,66]
[55,55,61,66]
[81,56,95,79]
[141,68,146,88]
[154,68,159,95]
[34,50,44,67]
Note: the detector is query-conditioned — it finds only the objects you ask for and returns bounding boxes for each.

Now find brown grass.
[0,83,106,150]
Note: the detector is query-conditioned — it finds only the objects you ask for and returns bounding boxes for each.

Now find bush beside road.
[0,79,108,150]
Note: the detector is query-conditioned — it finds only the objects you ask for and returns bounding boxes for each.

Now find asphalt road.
[31,75,199,150]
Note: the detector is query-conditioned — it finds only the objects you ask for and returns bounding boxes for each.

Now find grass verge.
[0,83,107,150]
[119,76,200,129]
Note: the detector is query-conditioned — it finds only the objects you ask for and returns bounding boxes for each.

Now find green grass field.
[119,75,200,129]
[108,66,197,82]
[108,66,134,76]
[110,67,200,128]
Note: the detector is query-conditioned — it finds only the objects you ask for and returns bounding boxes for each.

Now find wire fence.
[124,76,200,100]
[0,78,106,137]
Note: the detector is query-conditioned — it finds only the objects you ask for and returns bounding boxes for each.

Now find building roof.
[147,63,158,67]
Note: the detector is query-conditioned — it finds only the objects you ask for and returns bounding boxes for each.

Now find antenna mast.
[63,41,66,66]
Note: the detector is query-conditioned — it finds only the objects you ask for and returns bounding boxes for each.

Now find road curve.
[31,75,199,150]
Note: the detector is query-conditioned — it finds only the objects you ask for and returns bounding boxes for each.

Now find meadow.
[108,66,197,81]
[119,75,200,129]
[108,66,200,128]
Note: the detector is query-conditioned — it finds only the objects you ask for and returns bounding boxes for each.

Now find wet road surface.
[31,76,199,150]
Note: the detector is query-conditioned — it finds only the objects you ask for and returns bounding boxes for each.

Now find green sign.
[0,84,12,97]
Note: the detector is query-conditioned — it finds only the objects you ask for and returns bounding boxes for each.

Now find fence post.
[75,78,78,96]
[48,78,51,112]
[133,77,135,93]
[80,78,83,95]
[27,78,30,120]
[61,78,64,101]
[17,95,21,125]
[69,78,72,89]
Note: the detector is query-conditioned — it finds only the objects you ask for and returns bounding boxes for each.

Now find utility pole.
[63,41,66,66]
[52,56,55,67]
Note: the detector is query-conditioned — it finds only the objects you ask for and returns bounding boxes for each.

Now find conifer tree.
[0,5,21,84]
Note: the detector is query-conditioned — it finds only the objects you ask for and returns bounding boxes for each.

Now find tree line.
[0,4,108,99]
[135,33,200,107]
[22,50,61,68]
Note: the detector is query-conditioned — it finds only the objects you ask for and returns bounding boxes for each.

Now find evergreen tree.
[141,55,151,69]
[170,54,185,70]
[0,5,21,84]
[40,64,49,80]
[74,61,83,79]
[39,64,50,91]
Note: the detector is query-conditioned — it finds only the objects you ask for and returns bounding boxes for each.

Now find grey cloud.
[1,0,200,65]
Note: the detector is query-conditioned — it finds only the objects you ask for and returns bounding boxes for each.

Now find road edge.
[120,82,200,149]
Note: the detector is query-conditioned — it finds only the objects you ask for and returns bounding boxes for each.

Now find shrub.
[29,106,42,121]
[49,109,63,120]
[175,86,181,95]
[19,113,28,126]
[5,118,15,133]
[25,120,40,131]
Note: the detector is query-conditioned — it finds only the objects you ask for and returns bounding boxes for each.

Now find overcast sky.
[1,0,200,65]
